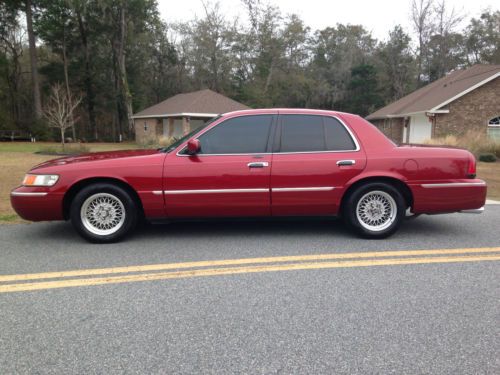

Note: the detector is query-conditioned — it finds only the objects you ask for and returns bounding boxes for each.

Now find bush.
[479,153,497,162]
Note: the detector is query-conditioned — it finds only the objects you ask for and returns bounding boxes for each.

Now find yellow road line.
[1,254,499,293]
[1,247,499,283]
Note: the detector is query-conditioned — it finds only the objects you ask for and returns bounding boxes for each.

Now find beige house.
[133,89,249,144]
[367,64,500,143]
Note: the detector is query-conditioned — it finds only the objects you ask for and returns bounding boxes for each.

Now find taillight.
[467,153,476,178]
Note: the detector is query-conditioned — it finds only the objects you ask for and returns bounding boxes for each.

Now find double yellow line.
[1,247,499,293]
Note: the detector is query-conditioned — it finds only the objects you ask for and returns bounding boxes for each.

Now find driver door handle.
[336,160,356,166]
[247,162,269,168]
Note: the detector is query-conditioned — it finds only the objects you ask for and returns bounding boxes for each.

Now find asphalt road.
[1,206,499,374]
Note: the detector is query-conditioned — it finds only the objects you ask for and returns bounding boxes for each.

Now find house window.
[144,122,148,132]
[488,116,500,141]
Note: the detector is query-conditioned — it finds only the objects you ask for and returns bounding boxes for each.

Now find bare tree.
[43,84,82,151]
[411,0,434,84]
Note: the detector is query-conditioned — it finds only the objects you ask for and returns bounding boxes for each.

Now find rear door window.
[279,115,356,152]
[280,115,325,152]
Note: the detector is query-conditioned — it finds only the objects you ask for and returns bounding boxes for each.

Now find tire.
[344,182,406,239]
[70,183,138,243]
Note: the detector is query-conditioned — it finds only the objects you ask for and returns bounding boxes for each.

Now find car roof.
[221,108,353,117]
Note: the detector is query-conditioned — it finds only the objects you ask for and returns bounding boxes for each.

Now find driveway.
[1,206,499,373]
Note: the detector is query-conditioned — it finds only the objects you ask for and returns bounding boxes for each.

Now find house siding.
[134,118,161,145]
[434,77,500,138]
[369,118,405,144]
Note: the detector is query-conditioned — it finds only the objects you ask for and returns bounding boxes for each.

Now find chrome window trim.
[11,192,48,197]
[175,114,361,157]
[272,187,335,192]
[421,182,486,188]
[163,188,269,195]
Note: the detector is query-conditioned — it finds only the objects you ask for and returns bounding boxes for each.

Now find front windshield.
[160,115,222,153]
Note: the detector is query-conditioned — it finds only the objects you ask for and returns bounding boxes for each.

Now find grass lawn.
[0,141,139,153]
[1,147,499,224]
[477,161,500,200]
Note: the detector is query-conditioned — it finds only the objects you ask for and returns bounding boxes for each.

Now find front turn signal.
[22,174,59,187]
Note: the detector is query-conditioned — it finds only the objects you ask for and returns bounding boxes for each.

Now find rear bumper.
[10,187,64,221]
[410,179,486,214]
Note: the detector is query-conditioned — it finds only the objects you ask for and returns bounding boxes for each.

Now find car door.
[163,114,276,217]
[271,113,366,216]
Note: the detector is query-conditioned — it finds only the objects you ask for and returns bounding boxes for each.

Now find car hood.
[32,149,160,170]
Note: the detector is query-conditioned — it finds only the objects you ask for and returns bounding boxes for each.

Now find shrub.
[478,153,497,162]
[158,136,177,147]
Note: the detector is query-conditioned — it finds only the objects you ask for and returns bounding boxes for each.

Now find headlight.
[22,174,59,187]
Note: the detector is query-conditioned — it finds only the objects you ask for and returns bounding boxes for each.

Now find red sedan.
[11,109,486,243]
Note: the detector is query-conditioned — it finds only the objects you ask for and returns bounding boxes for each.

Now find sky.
[158,0,497,40]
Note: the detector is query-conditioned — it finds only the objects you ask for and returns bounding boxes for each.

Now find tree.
[335,64,383,116]
[0,2,24,130]
[410,0,434,85]
[376,26,416,101]
[24,0,43,119]
[426,0,465,80]
[35,0,78,139]
[310,24,376,108]
[43,83,81,150]
[465,10,500,64]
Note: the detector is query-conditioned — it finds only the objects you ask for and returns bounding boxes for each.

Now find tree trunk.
[117,3,134,134]
[61,128,65,151]
[62,31,76,141]
[76,8,97,141]
[25,0,42,120]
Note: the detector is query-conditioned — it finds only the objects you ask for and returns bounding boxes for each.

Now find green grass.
[0,214,21,223]
[0,141,139,153]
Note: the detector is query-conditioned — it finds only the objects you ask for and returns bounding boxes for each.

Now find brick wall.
[134,118,161,144]
[434,77,500,138]
[369,118,405,143]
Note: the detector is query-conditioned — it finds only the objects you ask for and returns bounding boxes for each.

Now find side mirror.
[186,139,201,155]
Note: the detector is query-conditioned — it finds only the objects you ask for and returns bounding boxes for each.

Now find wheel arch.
[62,177,145,220]
[340,175,413,215]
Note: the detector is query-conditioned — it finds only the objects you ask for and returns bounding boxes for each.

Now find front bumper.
[10,187,64,221]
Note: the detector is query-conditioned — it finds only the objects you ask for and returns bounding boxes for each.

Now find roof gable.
[367,64,500,120]
[133,89,250,118]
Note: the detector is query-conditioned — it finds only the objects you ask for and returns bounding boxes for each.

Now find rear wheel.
[344,182,406,238]
[70,183,138,243]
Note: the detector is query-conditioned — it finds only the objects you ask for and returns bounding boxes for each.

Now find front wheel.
[70,183,138,243]
[344,183,406,239]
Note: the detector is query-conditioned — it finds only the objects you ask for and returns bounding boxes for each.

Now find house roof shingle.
[133,89,250,118]
[367,64,500,120]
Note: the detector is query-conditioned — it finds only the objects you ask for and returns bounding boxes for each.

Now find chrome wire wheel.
[355,190,397,232]
[80,193,126,236]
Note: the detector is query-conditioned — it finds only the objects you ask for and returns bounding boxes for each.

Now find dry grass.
[477,161,500,200]
[0,141,139,153]
[0,152,54,224]
[424,131,500,158]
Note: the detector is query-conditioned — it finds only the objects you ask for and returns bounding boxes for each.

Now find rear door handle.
[336,160,356,166]
[247,162,269,168]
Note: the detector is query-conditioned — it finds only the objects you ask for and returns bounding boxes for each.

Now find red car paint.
[11,109,486,222]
